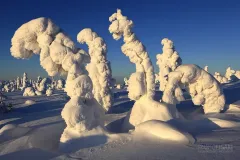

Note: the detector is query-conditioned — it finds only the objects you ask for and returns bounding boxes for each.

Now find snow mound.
[25,100,36,105]
[0,124,31,143]
[122,95,176,132]
[134,120,195,144]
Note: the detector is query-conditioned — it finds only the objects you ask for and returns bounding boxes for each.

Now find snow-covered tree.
[235,70,240,79]
[204,66,208,72]
[23,87,36,96]
[56,79,64,90]
[109,9,175,132]
[156,38,182,91]
[46,87,53,96]
[124,77,128,86]
[225,67,235,81]
[16,77,21,90]
[21,72,28,90]
[77,28,113,112]
[10,18,104,143]
[162,64,226,114]
[214,72,228,84]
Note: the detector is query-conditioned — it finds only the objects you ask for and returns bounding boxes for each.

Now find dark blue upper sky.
[0,0,240,82]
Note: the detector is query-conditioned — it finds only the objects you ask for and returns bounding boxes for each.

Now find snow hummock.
[134,120,195,144]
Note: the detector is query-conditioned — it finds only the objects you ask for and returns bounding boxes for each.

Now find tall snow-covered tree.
[77,28,113,112]
[10,18,104,143]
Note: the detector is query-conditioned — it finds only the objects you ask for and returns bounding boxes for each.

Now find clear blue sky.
[0,0,240,83]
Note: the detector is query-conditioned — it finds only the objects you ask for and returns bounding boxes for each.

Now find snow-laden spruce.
[109,9,177,132]
[56,79,64,90]
[77,28,113,112]
[124,77,128,86]
[235,70,240,79]
[225,67,235,81]
[204,66,208,72]
[214,72,228,84]
[156,38,184,102]
[10,18,104,142]
[23,87,36,96]
[162,64,226,114]
[156,38,182,91]
[21,72,28,91]
[109,9,155,99]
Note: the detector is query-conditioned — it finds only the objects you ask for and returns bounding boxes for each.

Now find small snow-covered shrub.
[46,88,53,96]
[23,87,36,96]
[162,64,225,114]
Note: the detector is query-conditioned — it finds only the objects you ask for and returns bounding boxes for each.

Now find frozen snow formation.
[10,18,104,142]
[77,28,113,112]
[162,64,226,114]
[214,72,228,84]
[225,67,236,81]
[109,10,177,132]
[204,66,208,72]
[109,9,155,99]
[23,87,36,96]
[156,38,182,92]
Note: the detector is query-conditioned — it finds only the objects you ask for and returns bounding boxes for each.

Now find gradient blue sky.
[0,0,240,83]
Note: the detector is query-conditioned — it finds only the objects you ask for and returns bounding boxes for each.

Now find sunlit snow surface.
[0,82,240,160]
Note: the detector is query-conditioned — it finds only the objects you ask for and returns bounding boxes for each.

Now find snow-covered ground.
[1,81,240,160]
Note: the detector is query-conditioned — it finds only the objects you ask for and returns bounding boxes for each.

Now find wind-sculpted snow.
[109,9,155,99]
[156,38,182,91]
[11,18,104,143]
[162,64,226,114]
[77,28,113,112]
